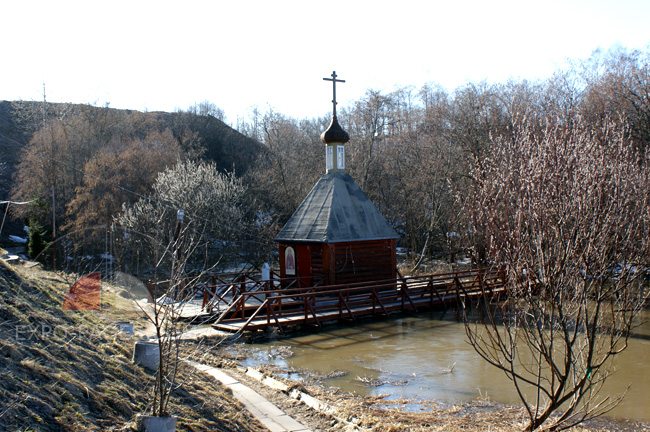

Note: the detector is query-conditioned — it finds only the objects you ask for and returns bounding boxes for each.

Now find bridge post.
[454,276,462,320]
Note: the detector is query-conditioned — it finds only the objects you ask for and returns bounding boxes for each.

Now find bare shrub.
[462,116,650,431]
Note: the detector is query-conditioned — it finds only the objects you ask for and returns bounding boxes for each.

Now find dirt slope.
[0,256,265,432]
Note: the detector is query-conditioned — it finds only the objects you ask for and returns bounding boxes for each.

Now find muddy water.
[243,309,650,422]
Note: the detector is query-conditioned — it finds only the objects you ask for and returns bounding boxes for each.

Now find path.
[187,361,312,432]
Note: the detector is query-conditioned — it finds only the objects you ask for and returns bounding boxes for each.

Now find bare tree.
[579,46,650,152]
[245,109,323,224]
[462,116,650,431]
[115,160,249,420]
[124,208,222,423]
[116,159,249,275]
[65,129,183,237]
[188,100,226,122]
[11,106,179,229]
[148,209,196,419]
[345,89,394,194]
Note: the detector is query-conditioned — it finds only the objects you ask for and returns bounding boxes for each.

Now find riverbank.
[182,337,650,432]
[0,255,268,431]
[6,251,642,432]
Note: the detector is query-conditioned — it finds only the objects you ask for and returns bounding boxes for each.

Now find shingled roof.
[275,172,398,243]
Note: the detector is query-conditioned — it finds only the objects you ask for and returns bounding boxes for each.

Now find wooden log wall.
[310,245,326,285]
[330,239,395,285]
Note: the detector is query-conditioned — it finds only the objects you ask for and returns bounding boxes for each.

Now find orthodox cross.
[323,71,345,117]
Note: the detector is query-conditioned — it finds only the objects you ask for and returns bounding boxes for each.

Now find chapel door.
[296,245,312,288]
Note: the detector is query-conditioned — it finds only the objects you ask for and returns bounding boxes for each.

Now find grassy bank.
[0,255,265,432]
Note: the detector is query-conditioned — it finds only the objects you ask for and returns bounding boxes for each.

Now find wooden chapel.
[275,72,399,288]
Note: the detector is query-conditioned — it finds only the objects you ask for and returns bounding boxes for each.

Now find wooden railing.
[198,270,328,314]
[211,267,506,333]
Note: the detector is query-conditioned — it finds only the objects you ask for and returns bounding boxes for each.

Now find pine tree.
[27,218,47,261]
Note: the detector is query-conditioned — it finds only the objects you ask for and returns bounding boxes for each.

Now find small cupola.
[321,71,349,173]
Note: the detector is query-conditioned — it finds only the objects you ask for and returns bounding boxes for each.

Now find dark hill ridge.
[152,109,263,175]
[0,101,115,198]
[0,101,41,199]
[0,100,264,200]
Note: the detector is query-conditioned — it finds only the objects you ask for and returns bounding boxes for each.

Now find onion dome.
[320,115,349,144]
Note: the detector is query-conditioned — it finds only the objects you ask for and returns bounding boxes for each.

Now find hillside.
[0,100,264,200]
[0,100,265,250]
[0,254,266,432]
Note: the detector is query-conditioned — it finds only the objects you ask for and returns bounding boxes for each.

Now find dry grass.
[0,257,266,432]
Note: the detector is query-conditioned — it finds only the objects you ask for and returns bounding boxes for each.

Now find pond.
[242,309,650,422]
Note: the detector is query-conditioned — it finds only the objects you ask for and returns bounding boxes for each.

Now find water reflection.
[244,310,650,421]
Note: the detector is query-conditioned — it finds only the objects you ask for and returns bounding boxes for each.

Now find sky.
[2,0,649,125]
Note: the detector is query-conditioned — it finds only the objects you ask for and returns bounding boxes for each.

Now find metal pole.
[173,210,184,299]
[52,185,56,271]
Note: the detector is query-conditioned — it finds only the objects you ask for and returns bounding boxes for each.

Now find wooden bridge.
[190,267,506,334]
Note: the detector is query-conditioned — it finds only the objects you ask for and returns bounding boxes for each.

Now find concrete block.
[133,341,160,370]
